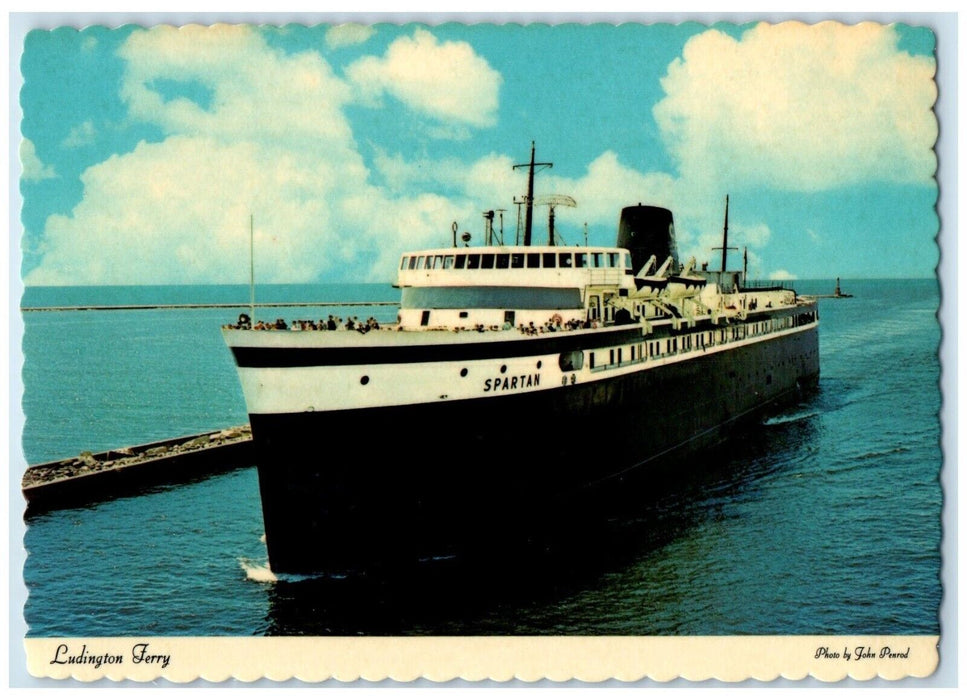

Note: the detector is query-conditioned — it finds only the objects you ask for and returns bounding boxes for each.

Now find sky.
[17,20,938,286]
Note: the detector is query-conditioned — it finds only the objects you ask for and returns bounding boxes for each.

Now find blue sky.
[18,21,938,285]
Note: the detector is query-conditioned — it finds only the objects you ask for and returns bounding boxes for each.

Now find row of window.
[400,250,631,272]
[588,313,811,371]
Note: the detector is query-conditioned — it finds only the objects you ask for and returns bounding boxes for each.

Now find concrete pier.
[22,426,254,516]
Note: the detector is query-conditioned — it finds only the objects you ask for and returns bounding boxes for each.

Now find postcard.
[12,14,949,684]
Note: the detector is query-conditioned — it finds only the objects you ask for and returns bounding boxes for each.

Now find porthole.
[536,360,543,369]
[360,376,370,385]
[500,365,507,374]
[460,368,468,377]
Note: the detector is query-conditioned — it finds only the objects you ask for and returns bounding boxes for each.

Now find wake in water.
[238,557,350,584]
[239,558,278,583]
[763,408,819,426]
[851,445,912,461]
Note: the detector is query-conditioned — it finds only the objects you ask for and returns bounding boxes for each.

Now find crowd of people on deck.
[518,315,591,335]
[226,313,383,332]
[227,312,594,334]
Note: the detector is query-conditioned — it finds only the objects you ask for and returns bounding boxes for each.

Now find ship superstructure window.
[402,286,582,309]
[404,248,631,275]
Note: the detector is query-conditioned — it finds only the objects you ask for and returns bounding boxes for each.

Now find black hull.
[250,328,819,574]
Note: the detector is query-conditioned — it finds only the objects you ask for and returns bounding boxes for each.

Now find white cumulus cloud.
[369,148,679,247]
[20,138,56,181]
[25,25,479,286]
[543,152,678,233]
[119,25,355,147]
[346,28,502,129]
[654,22,937,192]
[325,24,375,49]
[62,120,96,148]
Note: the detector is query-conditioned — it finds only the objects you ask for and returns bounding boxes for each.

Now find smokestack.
[616,205,678,274]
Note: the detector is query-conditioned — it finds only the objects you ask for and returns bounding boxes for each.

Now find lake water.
[18,279,941,636]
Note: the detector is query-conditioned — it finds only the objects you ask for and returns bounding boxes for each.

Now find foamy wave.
[763,409,819,426]
[239,558,278,583]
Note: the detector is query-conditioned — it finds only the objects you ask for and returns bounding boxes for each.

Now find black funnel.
[616,205,678,275]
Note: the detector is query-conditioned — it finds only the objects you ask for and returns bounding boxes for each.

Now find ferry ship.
[223,146,820,574]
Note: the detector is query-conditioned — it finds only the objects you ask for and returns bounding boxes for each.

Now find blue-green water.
[19,280,941,636]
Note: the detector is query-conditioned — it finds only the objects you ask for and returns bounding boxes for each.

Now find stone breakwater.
[22,426,254,514]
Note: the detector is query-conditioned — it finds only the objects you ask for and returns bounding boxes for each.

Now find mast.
[712,194,737,273]
[513,142,552,246]
[249,214,255,322]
